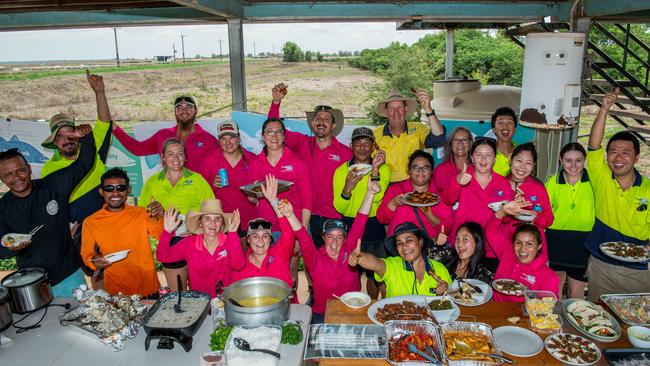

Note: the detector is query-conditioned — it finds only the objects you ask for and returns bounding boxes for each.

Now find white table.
[0,299,311,366]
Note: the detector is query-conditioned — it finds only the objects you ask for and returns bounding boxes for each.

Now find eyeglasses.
[410,165,432,173]
[263,129,284,137]
[175,103,195,110]
[248,219,272,231]
[452,137,471,145]
[102,184,128,192]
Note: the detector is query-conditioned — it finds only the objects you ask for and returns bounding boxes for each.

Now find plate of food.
[492,279,528,296]
[562,299,621,342]
[240,180,293,198]
[441,321,503,365]
[401,191,440,207]
[448,279,492,307]
[544,333,601,365]
[338,291,371,309]
[424,295,461,322]
[599,241,650,263]
[348,163,372,176]
[367,295,435,325]
[1,233,31,248]
[600,293,650,326]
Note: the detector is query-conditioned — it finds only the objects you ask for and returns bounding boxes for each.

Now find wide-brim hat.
[185,199,233,234]
[305,104,344,137]
[384,221,435,256]
[375,90,418,118]
[41,113,76,149]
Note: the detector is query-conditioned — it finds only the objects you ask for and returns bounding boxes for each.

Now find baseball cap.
[217,121,239,138]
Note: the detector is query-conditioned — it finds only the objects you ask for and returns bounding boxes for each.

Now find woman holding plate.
[377,150,453,241]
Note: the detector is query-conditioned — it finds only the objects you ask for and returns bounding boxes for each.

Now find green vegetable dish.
[209,325,233,351]
[281,322,303,345]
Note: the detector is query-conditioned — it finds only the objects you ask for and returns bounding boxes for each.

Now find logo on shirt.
[497,190,505,197]
[408,127,416,134]
[329,154,341,162]
[197,142,204,148]
[530,195,538,202]
[217,249,228,260]
[46,200,58,215]
[280,165,293,173]
[637,197,648,212]
[521,274,536,285]
[181,179,193,186]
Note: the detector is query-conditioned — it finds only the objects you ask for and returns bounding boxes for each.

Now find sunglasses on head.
[248,219,272,231]
[314,105,333,111]
[102,184,128,192]
[474,136,496,143]
[174,96,196,106]
[323,220,347,232]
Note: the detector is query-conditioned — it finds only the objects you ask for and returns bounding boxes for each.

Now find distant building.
[153,55,174,63]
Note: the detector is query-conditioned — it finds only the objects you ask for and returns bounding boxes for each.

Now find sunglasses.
[314,105,333,111]
[248,219,272,231]
[102,184,128,192]
[323,220,347,232]
[174,96,196,106]
[474,136,496,143]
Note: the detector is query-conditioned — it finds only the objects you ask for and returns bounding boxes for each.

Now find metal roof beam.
[0,7,224,31]
[583,0,650,18]
[166,0,243,18]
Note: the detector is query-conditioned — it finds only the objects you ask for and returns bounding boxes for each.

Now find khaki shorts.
[586,256,650,302]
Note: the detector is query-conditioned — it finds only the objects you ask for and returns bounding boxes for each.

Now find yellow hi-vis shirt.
[138,168,214,215]
[545,170,595,232]
[375,256,452,298]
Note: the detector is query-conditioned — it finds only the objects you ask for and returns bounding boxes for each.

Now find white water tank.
[519,33,585,125]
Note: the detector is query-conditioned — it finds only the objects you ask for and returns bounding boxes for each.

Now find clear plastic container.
[523,290,562,334]
[384,320,445,366]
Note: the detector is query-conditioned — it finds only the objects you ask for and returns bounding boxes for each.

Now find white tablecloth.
[0,299,311,366]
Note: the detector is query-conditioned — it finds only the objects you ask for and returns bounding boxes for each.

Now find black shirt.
[0,133,96,285]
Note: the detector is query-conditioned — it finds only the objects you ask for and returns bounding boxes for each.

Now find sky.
[0,22,439,62]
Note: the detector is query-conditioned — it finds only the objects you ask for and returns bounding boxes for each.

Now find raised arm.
[86,70,111,123]
[589,87,619,149]
[267,83,287,119]
[347,240,387,277]
[156,206,188,263]
[226,210,246,271]
[112,126,161,156]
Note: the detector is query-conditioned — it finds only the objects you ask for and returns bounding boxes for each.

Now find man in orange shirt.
[81,168,163,297]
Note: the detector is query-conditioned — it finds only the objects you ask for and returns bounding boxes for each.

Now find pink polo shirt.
[433,159,465,195]
[198,149,257,231]
[113,123,219,173]
[268,102,352,219]
[247,147,312,231]
[231,216,295,288]
[517,176,554,230]
[294,214,367,315]
[492,237,560,302]
[442,166,514,258]
[156,231,246,297]
[376,180,452,240]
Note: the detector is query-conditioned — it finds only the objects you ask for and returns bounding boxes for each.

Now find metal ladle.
[454,340,516,364]
[233,337,281,359]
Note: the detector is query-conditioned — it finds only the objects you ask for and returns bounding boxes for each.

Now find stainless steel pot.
[1,267,53,314]
[0,285,12,331]
[223,277,290,326]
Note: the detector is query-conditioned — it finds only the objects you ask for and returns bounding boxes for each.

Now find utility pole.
[180,34,186,63]
[272,44,275,58]
[218,39,223,60]
[113,28,120,67]
[253,41,256,58]
[173,44,177,61]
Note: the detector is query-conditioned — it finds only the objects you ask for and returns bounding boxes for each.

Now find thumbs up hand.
[348,239,362,267]
[457,163,472,186]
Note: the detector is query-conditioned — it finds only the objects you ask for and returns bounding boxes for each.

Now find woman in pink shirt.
[157,200,245,297]
[198,121,257,232]
[231,175,298,294]
[491,223,560,302]
[293,179,381,323]
[506,142,554,261]
[441,138,514,272]
[433,127,473,194]
[247,118,312,231]
[377,150,453,240]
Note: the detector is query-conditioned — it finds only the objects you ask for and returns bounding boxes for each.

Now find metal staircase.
[507,22,650,145]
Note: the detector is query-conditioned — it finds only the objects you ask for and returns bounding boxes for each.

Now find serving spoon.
[454,340,516,364]
[174,275,184,313]
[234,337,281,359]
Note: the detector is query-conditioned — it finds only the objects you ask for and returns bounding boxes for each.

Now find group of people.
[0,71,648,323]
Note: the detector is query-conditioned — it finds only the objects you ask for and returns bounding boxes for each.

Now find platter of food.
[401,191,440,207]
[599,241,650,263]
[562,299,621,342]
[441,321,503,365]
[240,180,293,198]
[600,293,650,326]
[491,279,527,297]
[544,333,601,365]
[448,279,492,307]
[385,320,445,365]
[368,295,459,325]
[348,163,372,176]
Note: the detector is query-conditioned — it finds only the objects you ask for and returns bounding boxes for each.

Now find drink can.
[218,168,229,187]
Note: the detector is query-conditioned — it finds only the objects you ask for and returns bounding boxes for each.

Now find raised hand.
[367,180,381,195]
[343,170,365,195]
[271,83,288,104]
[428,270,449,295]
[372,150,386,170]
[414,90,433,114]
[601,87,620,110]
[435,225,447,246]
[277,199,294,217]
[347,239,362,267]
[163,205,182,233]
[260,174,278,202]
[457,163,472,186]
[502,198,534,217]
[227,209,240,233]
[86,69,105,93]
[73,124,92,138]
[147,199,164,219]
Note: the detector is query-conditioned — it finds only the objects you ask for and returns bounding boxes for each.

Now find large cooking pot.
[223,277,290,326]
[0,285,12,331]
[1,267,53,314]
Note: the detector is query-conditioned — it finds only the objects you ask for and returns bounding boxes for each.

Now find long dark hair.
[443,222,487,279]
[442,126,473,162]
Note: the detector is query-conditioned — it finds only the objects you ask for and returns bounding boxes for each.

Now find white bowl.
[516,213,536,222]
[628,326,650,348]
[339,291,371,309]
[103,249,131,264]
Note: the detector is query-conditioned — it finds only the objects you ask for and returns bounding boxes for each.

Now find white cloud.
[0,22,438,62]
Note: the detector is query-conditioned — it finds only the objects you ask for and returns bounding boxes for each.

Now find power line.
[218,39,223,60]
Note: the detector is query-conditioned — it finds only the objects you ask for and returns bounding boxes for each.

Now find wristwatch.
[425,110,436,117]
